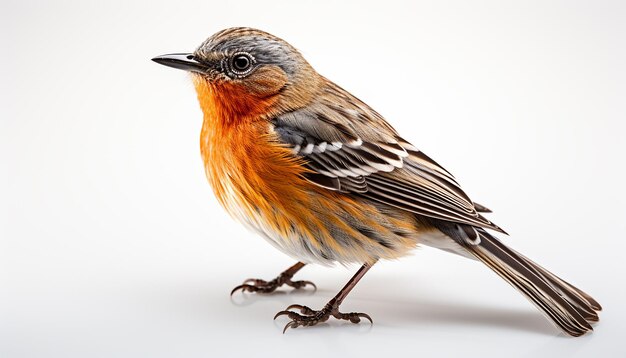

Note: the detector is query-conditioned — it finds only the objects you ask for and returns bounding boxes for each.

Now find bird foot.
[274,302,372,333]
[231,275,316,296]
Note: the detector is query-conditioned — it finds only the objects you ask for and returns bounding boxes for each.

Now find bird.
[152,27,601,336]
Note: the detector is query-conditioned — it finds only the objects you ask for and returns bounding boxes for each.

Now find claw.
[282,321,299,334]
[358,312,373,324]
[285,304,303,311]
[274,310,291,320]
[230,284,246,296]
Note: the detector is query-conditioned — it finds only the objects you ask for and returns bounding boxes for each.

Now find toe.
[285,304,316,315]
[290,280,317,290]
[243,278,267,285]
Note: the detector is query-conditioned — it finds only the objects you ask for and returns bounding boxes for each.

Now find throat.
[192,75,280,122]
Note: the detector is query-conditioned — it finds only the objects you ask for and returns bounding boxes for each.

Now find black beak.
[151,53,207,73]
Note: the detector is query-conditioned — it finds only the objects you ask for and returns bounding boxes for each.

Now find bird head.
[153,27,320,120]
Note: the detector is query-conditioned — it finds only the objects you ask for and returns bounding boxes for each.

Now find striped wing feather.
[271,82,503,233]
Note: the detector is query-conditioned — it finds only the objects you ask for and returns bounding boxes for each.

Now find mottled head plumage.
[187,27,320,116]
[194,27,305,79]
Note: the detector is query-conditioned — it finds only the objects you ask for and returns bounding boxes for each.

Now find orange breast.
[194,76,318,239]
[192,76,418,264]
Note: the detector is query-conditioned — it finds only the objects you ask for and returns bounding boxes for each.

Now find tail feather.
[465,230,600,337]
[479,231,600,321]
[515,250,602,312]
[489,237,601,321]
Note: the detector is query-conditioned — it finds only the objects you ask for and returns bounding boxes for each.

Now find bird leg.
[274,261,375,333]
[230,261,316,296]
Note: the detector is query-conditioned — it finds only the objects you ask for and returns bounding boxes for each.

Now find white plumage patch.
[291,137,406,178]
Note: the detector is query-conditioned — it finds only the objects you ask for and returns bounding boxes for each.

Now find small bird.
[153,27,601,335]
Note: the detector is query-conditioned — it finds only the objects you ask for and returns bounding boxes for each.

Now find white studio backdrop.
[2,0,626,357]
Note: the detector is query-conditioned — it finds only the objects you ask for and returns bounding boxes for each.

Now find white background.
[2,0,626,357]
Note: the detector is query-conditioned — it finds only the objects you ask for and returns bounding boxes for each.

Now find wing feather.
[270,82,503,233]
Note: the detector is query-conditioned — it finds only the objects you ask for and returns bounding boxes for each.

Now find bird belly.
[214,172,332,264]
[213,168,422,266]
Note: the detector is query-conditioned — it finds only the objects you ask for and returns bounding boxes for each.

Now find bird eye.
[230,53,253,74]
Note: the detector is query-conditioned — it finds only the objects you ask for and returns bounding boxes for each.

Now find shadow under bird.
[152,27,601,336]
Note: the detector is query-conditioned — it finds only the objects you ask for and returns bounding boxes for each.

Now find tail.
[464,229,601,337]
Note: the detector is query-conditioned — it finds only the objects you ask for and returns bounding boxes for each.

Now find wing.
[271,81,504,234]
